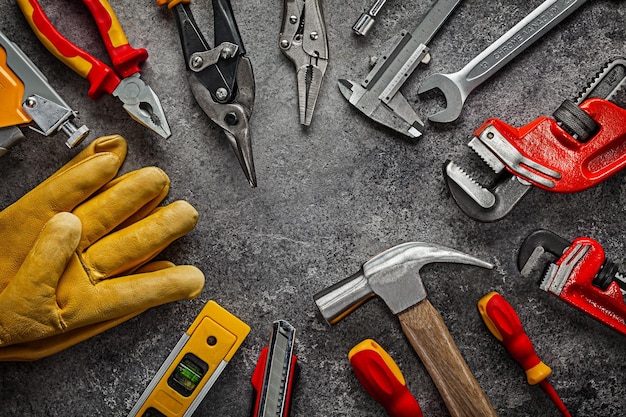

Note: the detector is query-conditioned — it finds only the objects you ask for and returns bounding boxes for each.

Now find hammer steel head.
[313,242,494,324]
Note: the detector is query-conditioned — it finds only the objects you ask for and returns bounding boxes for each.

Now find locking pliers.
[158,0,257,187]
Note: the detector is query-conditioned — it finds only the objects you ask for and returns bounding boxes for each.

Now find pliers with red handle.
[17,0,171,138]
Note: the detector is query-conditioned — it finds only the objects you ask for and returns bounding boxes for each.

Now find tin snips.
[279,0,328,126]
[444,58,626,221]
[158,0,257,187]
[518,229,626,336]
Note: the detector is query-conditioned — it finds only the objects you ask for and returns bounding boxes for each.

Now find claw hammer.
[313,242,499,417]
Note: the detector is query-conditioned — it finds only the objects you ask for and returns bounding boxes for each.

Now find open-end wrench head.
[418,72,466,123]
[517,229,571,277]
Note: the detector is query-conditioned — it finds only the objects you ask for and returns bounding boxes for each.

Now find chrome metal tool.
[280,0,328,126]
[18,0,171,139]
[338,0,462,139]
[418,0,588,123]
[0,29,88,156]
[314,242,498,417]
[352,0,388,37]
[158,0,257,187]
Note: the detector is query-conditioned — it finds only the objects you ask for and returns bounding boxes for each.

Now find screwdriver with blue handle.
[478,292,572,417]
[349,339,423,417]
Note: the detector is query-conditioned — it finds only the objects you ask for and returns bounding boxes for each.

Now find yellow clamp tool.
[128,301,250,417]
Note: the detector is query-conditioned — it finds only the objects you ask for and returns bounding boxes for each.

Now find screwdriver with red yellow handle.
[478,292,572,417]
[348,339,423,417]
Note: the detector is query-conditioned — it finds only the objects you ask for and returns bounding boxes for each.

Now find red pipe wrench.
[444,58,626,222]
[517,229,626,336]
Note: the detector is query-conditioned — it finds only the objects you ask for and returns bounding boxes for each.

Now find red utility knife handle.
[348,339,423,417]
[478,292,552,385]
[475,98,626,193]
[552,237,626,335]
[17,0,146,99]
[250,346,297,417]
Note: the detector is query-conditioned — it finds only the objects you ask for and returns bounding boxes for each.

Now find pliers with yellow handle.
[17,0,171,139]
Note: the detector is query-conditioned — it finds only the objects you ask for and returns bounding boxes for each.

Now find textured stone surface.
[0,0,625,416]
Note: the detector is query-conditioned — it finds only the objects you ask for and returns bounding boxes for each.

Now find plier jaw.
[17,0,171,139]
[280,0,329,126]
[166,0,257,187]
[112,74,172,139]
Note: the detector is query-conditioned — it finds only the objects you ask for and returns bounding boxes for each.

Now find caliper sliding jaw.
[338,0,462,139]
[444,58,626,222]
[518,229,626,336]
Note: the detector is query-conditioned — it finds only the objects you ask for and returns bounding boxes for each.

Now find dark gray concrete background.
[1,0,625,416]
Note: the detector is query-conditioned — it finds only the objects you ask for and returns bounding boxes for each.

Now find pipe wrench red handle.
[479,97,626,192]
[518,230,626,336]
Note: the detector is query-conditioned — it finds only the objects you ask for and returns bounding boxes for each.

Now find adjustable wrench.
[418,0,588,123]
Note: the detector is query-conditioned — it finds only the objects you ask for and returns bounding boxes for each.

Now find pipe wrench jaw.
[518,230,626,336]
[443,121,541,222]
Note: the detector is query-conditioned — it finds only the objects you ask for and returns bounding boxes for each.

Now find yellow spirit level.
[128,301,250,417]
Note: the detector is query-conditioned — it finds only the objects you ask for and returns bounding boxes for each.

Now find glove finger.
[0,313,140,362]
[135,260,177,273]
[55,134,127,173]
[15,212,82,292]
[0,137,125,278]
[24,135,127,213]
[3,262,197,360]
[62,265,205,327]
[0,213,81,344]
[82,200,198,280]
[72,167,170,250]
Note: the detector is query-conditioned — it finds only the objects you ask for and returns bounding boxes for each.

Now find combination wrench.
[418,0,588,123]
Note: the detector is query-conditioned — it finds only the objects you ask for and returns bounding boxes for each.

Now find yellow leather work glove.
[0,135,205,361]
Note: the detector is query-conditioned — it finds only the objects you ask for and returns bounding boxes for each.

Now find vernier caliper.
[338,0,462,139]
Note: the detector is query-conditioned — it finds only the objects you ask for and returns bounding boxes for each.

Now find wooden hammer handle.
[398,300,499,417]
